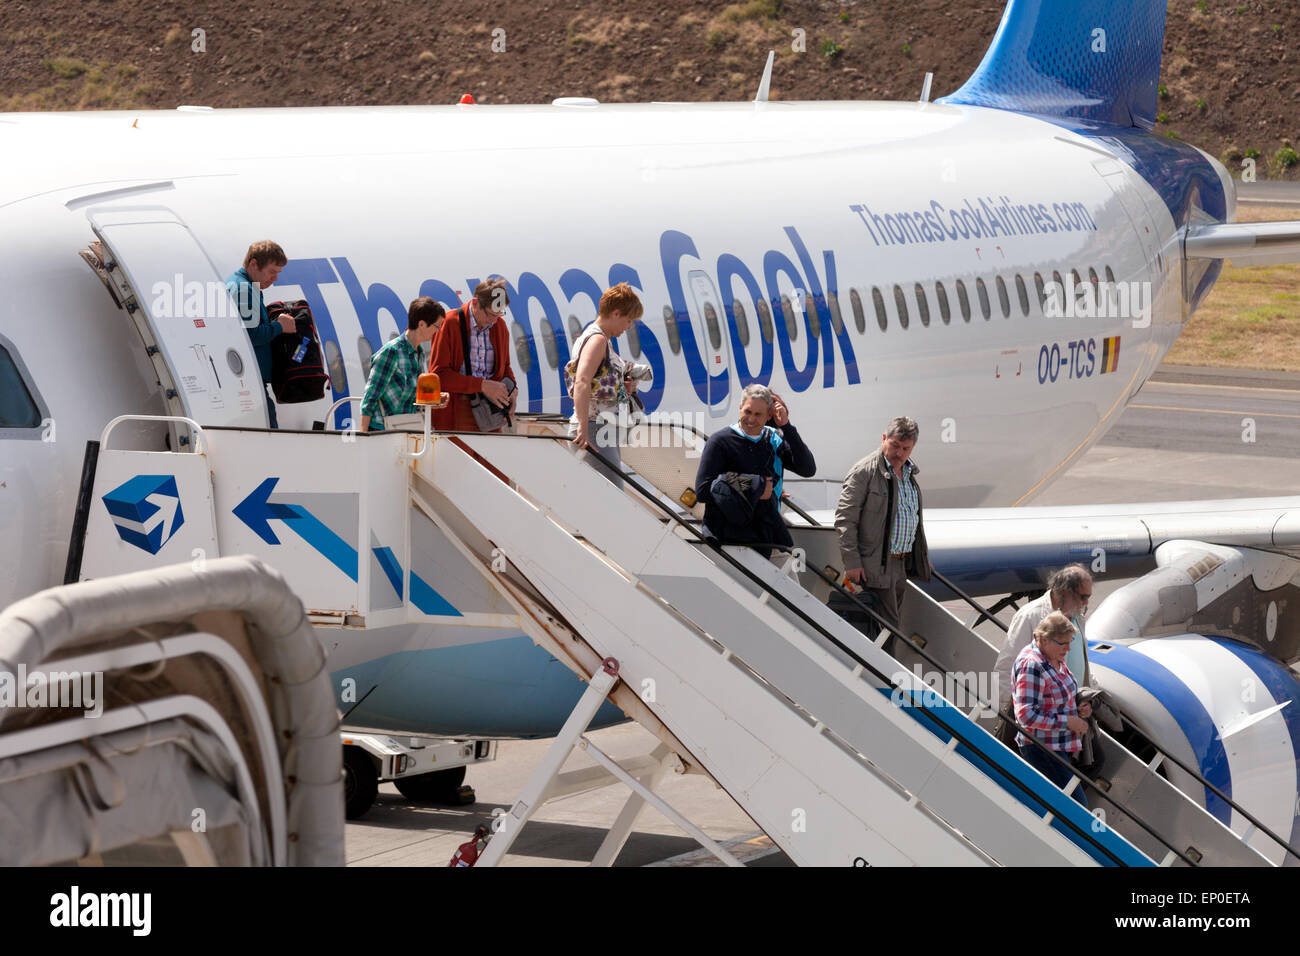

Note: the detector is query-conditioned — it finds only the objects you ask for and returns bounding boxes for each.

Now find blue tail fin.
[939,0,1167,130]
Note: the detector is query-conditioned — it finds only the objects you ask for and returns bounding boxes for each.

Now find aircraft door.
[87,206,268,437]
[1093,159,1161,280]
[686,270,732,418]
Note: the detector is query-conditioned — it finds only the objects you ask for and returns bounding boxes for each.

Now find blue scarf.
[729,424,785,500]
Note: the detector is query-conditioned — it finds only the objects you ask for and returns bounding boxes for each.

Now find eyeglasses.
[1046,636,1073,647]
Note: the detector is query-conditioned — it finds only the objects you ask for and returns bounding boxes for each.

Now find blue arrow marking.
[233,477,298,545]
[233,478,355,576]
[372,545,461,617]
[410,571,461,617]
[234,479,460,615]
[373,545,404,599]
[279,504,359,580]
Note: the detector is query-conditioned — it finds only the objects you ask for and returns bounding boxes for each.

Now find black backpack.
[267,300,329,404]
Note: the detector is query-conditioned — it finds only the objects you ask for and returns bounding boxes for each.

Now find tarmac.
[345,365,1300,867]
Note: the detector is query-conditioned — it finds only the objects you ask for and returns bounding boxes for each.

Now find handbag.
[458,307,514,431]
[563,330,626,408]
[1073,687,1107,776]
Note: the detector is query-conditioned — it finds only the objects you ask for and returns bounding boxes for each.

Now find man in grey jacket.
[835,416,932,628]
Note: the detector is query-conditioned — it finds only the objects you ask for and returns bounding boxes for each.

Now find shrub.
[1273,146,1300,172]
[42,57,88,79]
[822,40,843,59]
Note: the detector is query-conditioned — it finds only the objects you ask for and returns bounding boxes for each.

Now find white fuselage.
[0,100,1208,610]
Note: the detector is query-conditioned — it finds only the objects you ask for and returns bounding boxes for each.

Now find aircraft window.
[955,280,971,322]
[732,300,751,348]
[323,338,347,396]
[872,287,888,331]
[357,336,375,380]
[702,301,723,350]
[934,282,951,325]
[0,343,41,429]
[1105,265,1116,285]
[1088,267,1100,290]
[975,278,991,320]
[827,291,844,336]
[780,295,799,342]
[913,283,931,327]
[1015,275,1030,316]
[567,314,582,344]
[511,321,533,372]
[388,331,399,341]
[893,285,910,330]
[756,299,774,343]
[539,319,559,369]
[1052,271,1064,301]
[663,306,682,355]
[1071,269,1085,304]
[849,288,866,334]
[1033,273,1047,311]
[995,276,1011,318]
[805,295,822,339]
[626,319,643,357]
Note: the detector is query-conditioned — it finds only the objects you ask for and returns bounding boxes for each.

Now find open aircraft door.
[87,206,268,446]
[686,270,732,418]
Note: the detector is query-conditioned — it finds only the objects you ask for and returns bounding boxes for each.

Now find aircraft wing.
[1185,221,1300,266]
[802,495,1300,598]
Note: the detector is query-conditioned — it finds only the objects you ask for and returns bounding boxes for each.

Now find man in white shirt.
[993,564,1094,743]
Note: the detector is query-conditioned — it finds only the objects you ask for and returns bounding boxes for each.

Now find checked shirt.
[360,335,421,431]
[1012,641,1081,752]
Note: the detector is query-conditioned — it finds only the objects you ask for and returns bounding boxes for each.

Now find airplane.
[3,0,1300,854]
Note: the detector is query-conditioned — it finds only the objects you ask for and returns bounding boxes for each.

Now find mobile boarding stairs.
[69,413,1300,867]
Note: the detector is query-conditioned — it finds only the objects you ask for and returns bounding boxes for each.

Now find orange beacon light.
[416,372,447,408]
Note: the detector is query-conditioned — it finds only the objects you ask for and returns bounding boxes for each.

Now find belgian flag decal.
[1100,336,1121,374]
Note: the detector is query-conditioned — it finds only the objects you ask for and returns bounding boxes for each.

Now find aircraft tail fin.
[939,0,1167,130]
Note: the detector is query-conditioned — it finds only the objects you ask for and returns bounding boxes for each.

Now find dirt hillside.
[1,0,1297,177]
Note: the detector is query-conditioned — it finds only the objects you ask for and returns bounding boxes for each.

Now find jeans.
[1019,742,1089,809]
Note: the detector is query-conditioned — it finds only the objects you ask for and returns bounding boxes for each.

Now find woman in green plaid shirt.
[360,297,445,432]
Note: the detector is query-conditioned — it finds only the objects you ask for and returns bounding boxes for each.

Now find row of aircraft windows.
[647,264,1119,359]
[358,264,1120,376]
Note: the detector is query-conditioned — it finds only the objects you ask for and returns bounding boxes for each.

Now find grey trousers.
[570,418,623,488]
[866,553,909,628]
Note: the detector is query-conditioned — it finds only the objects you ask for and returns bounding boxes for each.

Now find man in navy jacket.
[693,384,816,555]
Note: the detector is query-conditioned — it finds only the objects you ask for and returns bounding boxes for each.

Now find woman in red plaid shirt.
[1013,611,1093,808]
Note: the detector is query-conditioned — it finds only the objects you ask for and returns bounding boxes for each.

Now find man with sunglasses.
[992,564,1094,745]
